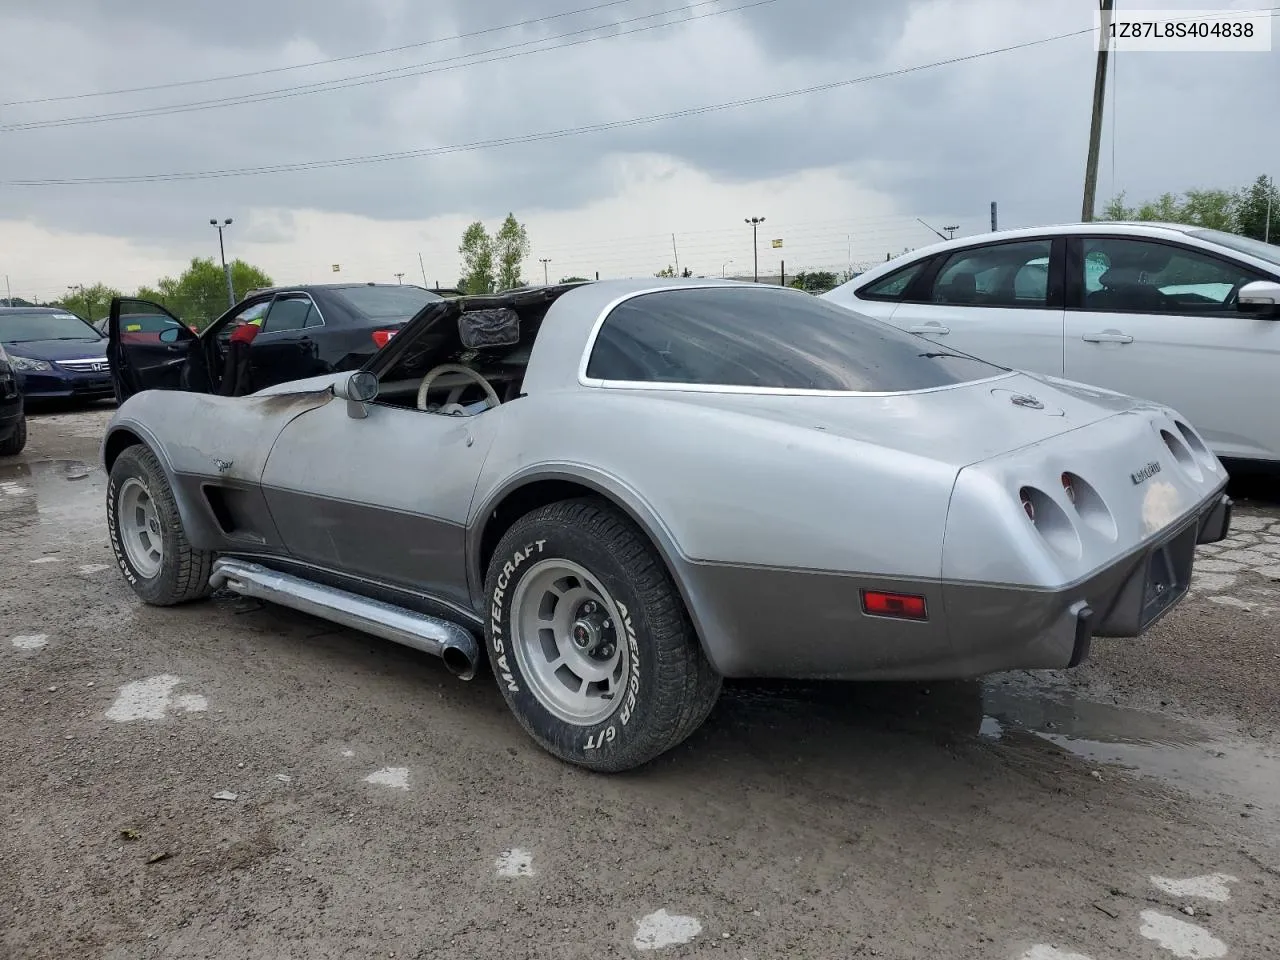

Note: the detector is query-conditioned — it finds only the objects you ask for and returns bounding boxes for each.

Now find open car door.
[107,297,203,403]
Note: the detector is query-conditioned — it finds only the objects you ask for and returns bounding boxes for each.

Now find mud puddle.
[981,676,1280,827]
[723,675,1280,830]
[0,458,104,531]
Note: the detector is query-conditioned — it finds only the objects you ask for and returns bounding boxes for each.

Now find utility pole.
[418,252,428,287]
[745,216,765,282]
[3,275,10,307]
[67,284,85,318]
[671,234,680,276]
[1082,0,1115,222]
[1266,183,1273,243]
[210,218,235,307]
[539,258,551,285]
[991,201,998,231]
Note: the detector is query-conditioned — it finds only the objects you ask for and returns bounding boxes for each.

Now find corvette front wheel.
[484,499,721,773]
[107,445,214,606]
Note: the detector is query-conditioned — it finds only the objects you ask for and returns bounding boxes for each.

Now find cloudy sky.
[0,0,1276,304]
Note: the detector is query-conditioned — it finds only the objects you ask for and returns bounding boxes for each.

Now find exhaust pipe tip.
[441,644,478,681]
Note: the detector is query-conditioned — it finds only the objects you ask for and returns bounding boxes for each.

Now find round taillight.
[1061,472,1076,504]
[1020,488,1035,522]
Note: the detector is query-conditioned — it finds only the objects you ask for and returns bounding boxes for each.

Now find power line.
[0,0,643,107]
[0,0,773,132]
[0,26,1101,186]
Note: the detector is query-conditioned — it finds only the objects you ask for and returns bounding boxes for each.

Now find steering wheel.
[416,363,502,414]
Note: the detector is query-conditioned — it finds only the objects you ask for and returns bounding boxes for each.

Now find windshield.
[1187,229,1280,268]
[334,285,443,320]
[586,287,1007,391]
[0,310,102,344]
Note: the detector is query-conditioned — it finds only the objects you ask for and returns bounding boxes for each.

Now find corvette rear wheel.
[107,445,214,606]
[484,498,721,772]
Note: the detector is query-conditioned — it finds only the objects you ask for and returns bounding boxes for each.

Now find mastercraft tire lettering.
[107,445,215,607]
[483,498,721,773]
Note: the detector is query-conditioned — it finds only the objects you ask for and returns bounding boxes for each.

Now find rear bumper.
[944,490,1232,674]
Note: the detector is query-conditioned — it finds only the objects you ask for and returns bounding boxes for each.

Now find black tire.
[0,415,26,456]
[107,444,215,606]
[484,498,721,772]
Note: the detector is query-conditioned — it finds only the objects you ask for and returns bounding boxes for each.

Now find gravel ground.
[2,405,1278,960]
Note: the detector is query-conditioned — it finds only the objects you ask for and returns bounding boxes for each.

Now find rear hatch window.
[585,286,1007,392]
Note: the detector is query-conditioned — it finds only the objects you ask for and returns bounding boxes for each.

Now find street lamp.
[209,218,235,307]
[394,272,404,284]
[944,225,959,240]
[539,258,552,285]
[67,284,88,321]
[721,259,733,278]
[744,217,765,282]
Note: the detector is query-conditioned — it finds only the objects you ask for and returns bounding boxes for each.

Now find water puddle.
[0,458,105,533]
[980,677,1280,826]
[723,676,1280,829]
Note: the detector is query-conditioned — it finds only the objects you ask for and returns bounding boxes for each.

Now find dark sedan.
[0,341,27,455]
[108,283,444,401]
[0,307,115,404]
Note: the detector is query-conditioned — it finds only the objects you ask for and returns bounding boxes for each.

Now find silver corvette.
[101,279,1232,772]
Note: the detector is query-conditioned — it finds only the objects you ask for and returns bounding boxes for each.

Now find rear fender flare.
[467,464,723,669]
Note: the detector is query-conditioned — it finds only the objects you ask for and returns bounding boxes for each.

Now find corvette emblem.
[1010,394,1043,410]
[1130,461,1161,485]
[213,458,233,472]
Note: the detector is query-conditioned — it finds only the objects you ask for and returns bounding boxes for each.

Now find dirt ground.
[2,405,1278,960]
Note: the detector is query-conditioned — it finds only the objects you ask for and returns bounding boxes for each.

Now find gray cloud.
[1,0,1277,251]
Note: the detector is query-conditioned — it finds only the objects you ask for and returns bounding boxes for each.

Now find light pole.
[721,259,733,278]
[67,284,87,320]
[944,225,959,240]
[539,258,551,285]
[209,218,235,307]
[744,216,765,282]
[394,272,405,284]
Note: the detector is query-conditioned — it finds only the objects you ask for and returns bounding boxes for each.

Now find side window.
[262,296,313,333]
[214,300,269,342]
[1081,238,1263,315]
[928,240,1054,308]
[857,261,925,301]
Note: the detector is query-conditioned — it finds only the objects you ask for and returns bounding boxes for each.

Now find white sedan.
[822,222,1280,468]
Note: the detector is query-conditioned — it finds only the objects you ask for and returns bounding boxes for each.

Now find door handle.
[1081,332,1134,344]
[908,324,950,335]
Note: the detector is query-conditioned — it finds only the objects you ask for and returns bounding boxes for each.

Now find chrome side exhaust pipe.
[209,558,480,680]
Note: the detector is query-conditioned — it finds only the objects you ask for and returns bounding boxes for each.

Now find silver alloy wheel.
[117,477,164,578]
[510,559,629,726]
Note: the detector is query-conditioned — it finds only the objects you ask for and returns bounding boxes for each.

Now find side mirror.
[1237,279,1280,318]
[159,327,181,343]
[333,370,379,419]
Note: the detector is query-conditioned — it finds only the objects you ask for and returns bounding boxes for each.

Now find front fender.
[101,415,211,548]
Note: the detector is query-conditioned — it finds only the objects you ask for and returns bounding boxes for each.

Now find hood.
[651,371,1150,470]
[3,338,107,362]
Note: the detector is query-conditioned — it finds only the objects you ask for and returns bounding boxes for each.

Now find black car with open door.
[107,283,444,402]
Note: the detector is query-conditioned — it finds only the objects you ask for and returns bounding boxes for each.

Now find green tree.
[1234,175,1280,243]
[493,213,530,291]
[654,265,692,278]
[61,283,124,322]
[136,257,272,330]
[1101,192,1136,220]
[788,271,839,294]
[559,276,589,284]
[1179,189,1236,231]
[1135,192,1182,223]
[458,221,495,295]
